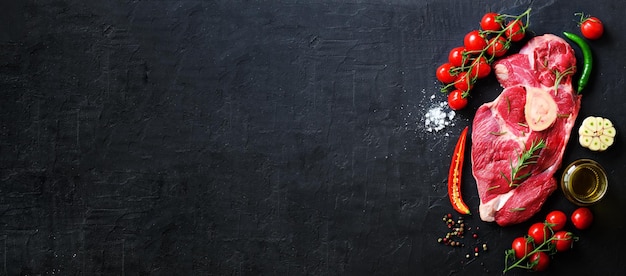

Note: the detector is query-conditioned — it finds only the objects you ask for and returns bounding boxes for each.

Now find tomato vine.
[436,8,532,110]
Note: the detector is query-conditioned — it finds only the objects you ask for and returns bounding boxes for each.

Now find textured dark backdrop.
[1,0,625,275]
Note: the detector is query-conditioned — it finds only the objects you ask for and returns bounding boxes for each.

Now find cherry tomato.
[529,251,550,272]
[480,12,502,31]
[453,71,473,92]
[463,30,487,52]
[436,63,457,84]
[486,36,508,58]
[528,222,551,244]
[571,207,593,230]
[551,231,574,252]
[504,20,525,42]
[511,236,534,259]
[469,57,491,79]
[580,16,604,40]
[448,47,468,67]
[447,89,468,110]
[545,210,567,231]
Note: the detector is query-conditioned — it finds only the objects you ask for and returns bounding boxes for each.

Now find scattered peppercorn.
[437,213,490,263]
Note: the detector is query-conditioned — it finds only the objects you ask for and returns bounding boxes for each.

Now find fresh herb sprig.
[552,65,576,94]
[501,139,546,187]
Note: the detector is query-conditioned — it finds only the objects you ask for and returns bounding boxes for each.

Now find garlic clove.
[579,135,592,147]
[588,136,602,151]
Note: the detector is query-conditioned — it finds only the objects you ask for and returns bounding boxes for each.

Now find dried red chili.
[448,126,471,215]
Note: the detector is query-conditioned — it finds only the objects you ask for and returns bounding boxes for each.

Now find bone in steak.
[471,34,580,226]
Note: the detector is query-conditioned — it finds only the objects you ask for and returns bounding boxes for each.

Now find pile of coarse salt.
[424,96,455,133]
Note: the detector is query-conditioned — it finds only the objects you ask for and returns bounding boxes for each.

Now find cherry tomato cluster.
[436,9,531,110]
[503,207,593,273]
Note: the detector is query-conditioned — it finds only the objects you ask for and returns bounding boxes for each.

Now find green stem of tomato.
[440,8,533,97]
[503,231,578,273]
[503,235,556,273]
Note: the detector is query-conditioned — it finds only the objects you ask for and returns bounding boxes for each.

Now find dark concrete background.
[1,0,625,275]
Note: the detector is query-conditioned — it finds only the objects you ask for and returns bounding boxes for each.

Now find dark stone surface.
[1,0,625,275]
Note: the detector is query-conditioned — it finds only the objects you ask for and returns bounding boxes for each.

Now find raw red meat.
[471,34,581,226]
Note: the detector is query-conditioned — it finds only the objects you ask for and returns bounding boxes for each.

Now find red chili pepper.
[448,126,471,215]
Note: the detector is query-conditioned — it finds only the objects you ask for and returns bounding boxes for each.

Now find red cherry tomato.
[545,210,567,231]
[469,57,491,79]
[511,236,534,259]
[580,16,604,40]
[528,222,551,244]
[504,20,525,42]
[551,231,574,252]
[453,71,473,92]
[463,30,487,52]
[571,207,593,230]
[486,36,508,58]
[480,12,502,31]
[448,47,468,67]
[436,63,457,84]
[529,251,550,271]
[447,89,468,110]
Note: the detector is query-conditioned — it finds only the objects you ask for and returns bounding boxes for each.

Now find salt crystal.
[424,101,455,132]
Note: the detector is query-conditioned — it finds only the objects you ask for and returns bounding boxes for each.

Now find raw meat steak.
[471,34,581,226]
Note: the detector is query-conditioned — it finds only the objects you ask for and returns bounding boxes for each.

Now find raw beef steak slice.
[471,34,581,226]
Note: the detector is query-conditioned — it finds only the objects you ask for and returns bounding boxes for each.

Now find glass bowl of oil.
[561,159,608,206]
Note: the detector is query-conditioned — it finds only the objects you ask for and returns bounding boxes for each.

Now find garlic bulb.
[578,116,616,151]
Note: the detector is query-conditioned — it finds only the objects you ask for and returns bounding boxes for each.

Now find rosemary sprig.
[487,185,500,191]
[557,113,571,118]
[552,65,576,94]
[489,131,507,136]
[501,139,546,187]
[505,96,511,114]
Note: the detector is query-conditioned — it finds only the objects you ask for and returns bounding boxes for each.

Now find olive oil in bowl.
[561,159,608,206]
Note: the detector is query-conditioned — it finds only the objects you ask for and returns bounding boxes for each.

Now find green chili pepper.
[563,31,592,93]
